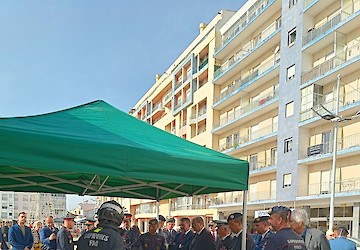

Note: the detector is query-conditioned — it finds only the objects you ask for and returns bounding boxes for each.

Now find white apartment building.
[98,0,360,236]
[0,191,66,222]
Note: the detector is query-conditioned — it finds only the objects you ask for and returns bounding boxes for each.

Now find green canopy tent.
[0,100,249,199]
[0,100,250,250]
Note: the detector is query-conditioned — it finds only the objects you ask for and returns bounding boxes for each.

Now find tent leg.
[156,188,160,220]
[242,190,247,250]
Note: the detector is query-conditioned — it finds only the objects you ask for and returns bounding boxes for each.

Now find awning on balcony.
[0,100,249,200]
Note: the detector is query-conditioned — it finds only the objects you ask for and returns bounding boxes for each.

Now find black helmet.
[97,200,124,226]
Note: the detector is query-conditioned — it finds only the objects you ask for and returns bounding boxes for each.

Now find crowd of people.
[0,202,357,250]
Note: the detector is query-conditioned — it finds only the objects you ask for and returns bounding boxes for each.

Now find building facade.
[98,0,360,236]
[0,191,66,222]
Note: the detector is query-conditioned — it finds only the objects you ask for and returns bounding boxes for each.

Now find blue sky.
[0,1,246,209]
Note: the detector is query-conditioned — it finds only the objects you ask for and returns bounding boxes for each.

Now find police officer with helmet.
[77,200,125,250]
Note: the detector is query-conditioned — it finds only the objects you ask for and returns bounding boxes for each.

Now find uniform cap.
[166,218,175,223]
[254,216,270,223]
[158,215,166,222]
[123,213,132,220]
[149,218,159,225]
[268,206,291,215]
[227,212,243,222]
[213,220,228,225]
[63,213,75,220]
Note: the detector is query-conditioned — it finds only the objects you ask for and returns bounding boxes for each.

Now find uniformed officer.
[132,218,166,250]
[56,213,75,250]
[213,220,231,250]
[121,213,140,249]
[264,206,306,250]
[227,212,254,250]
[77,200,125,250]
[157,215,166,239]
[253,216,273,250]
[164,218,177,246]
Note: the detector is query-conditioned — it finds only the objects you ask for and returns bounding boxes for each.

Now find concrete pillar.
[353,203,360,238]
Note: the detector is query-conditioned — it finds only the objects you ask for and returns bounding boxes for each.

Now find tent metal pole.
[242,190,247,250]
[156,188,160,220]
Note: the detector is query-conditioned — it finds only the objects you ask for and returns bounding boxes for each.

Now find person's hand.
[24,247,30,250]
[49,232,57,240]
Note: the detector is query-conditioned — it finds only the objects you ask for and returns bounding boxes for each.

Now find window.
[285,101,294,117]
[289,0,298,8]
[287,64,295,81]
[283,173,292,188]
[288,28,296,46]
[284,137,293,153]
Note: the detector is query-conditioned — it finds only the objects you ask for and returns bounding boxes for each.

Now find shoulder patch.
[94,227,103,233]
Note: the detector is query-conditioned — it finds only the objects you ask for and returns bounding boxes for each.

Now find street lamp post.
[329,74,340,231]
[312,74,360,231]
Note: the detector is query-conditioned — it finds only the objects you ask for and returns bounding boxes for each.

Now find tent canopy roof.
[0,100,248,200]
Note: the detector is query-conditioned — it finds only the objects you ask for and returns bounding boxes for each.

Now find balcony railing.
[218,122,278,151]
[217,0,276,53]
[215,19,281,79]
[249,157,277,171]
[303,0,360,45]
[170,203,209,211]
[212,189,276,205]
[299,177,360,197]
[301,42,360,84]
[163,91,172,103]
[198,58,209,71]
[189,109,207,124]
[174,80,183,91]
[303,11,350,46]
[299,132,360,159]
[300,88,360,121]
[214,89,279,129]
[151,102,164,114]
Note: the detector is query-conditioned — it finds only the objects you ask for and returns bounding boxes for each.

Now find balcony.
[163,91,172,104]
[213,53,280,110]
[214,19,281,85]
[151,102,164,116]
[299,132,360,161]
[301,42,360,86]
[189,108,207,125]
[170,203,209,211]
[249,157,277,172]
[213,89,279,132]
[173,96,191,115]
[218,123,278,153]
[215,0,280,59]
[303,10,351,47]
[300,88,360,122]
[303,0,360,54]
[198,58,208,72]
[211,189,276,207]
[135,204,156,215]
[298,177,360,197]
[174,80,183,91]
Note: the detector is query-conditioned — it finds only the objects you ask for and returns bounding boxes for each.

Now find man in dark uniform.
[157,215,166,239]
[56,214,75,250]
[190,216,215,250]
[213,220,231,250]
[77,200,125,250]
[264,206,306,250]
[164,218,177,246]
[227,212,254,250]
[131,218,166,250]
[253,216,273,250]
[121,213,140,249]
